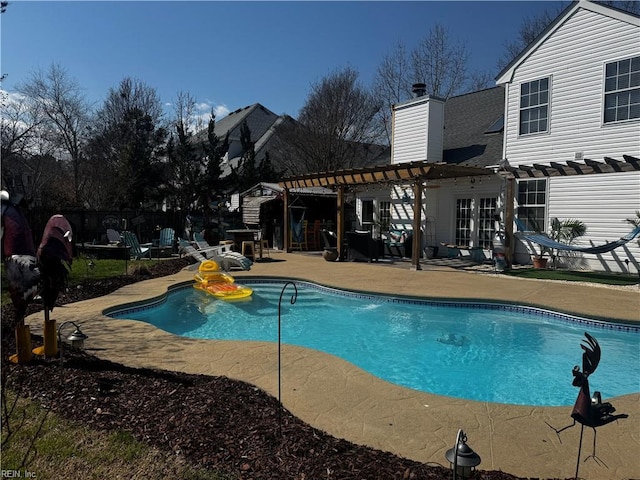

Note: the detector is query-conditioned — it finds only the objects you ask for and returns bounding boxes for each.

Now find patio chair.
[153,227,175,257]
[121,231,152,259]
[190,233,253,271]
[158,227,175,249]
[106,228,122,245]
[178,238,207,263]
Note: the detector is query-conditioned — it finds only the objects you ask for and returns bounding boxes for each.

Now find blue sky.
[1,1,563,121]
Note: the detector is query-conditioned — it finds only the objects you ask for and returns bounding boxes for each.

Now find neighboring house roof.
[204,103,280,143]
[442,86,505,168]
[496,0,640,84]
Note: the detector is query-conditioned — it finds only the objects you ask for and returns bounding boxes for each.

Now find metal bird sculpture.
[1,190,73,363]
[547,332,628,478]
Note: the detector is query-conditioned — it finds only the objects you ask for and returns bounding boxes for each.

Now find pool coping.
[25,253,640,478]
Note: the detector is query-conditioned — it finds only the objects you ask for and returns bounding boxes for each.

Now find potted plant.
[530,217,587,269]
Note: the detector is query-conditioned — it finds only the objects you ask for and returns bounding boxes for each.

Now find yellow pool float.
[193,260,253,300]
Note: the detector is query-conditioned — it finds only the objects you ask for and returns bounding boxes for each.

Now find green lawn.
[1,256,161,306]
[503,267,639,286]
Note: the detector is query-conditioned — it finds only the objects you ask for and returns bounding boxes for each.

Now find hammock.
[290,208,306,244]
[517,224,640,255]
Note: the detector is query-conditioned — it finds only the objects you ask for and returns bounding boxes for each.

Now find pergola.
[499,154,639,178]
[279,161,492,270]
[278,154,640,270]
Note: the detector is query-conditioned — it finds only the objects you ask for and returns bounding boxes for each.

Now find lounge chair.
[157,227,175,249]
[121,231,152,259]
[181,236,252,271]
[106,228,121,245]
[153,227,175,257]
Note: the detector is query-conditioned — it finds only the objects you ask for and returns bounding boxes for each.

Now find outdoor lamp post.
[57,321,88,365]
[445,429,481,480]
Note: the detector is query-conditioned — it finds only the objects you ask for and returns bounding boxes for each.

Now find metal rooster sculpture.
[547,332,628,478]
[1,190,73,363]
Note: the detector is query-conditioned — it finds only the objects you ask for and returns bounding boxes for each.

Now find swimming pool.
[106,279,640,406]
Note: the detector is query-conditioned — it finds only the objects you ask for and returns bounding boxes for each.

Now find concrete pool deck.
[26,252,640,478]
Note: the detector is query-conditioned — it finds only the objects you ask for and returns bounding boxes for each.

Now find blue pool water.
[107,280,640,406]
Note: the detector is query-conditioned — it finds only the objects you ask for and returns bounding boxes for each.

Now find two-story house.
[497,0,639,272]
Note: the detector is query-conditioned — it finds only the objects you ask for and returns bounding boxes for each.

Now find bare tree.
[372,42,414,144]
[412,23,469,100]
[497,8,559,72]
[497,2,639,72]
[165,91,206,212]
[17,64,91,205]
[373,24,484,145]
[97,77,164,130]
[276,67,382,175]
[0,92,45,159]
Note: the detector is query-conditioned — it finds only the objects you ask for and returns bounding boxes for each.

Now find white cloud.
[213,104,230,119]
[1,89,27,107]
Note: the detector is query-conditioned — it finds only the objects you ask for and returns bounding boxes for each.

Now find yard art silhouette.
[546,332,628,478]
[1,190,73,363]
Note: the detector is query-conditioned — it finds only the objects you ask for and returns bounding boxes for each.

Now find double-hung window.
[604,55,640,123]
[517,179,547,232]
[519,77,549,135]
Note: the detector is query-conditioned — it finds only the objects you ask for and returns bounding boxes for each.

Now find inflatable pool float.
[193,260,253,300]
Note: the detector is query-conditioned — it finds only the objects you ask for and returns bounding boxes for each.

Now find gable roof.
[496,0,640,84]
[442,86,505,168]
[194,103,280,144]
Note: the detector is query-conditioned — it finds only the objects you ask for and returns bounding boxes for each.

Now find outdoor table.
[227,229,261,259]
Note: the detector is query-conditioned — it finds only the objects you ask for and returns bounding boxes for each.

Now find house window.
[379,201,391,230]
[517,179,547,231]
[604,56,640,123]
[455,198,472,246]
[519,77,549,135]
[478,198,497,249]
[361,200,374,224]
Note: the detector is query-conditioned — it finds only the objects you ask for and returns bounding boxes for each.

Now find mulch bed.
[2,258,538,479]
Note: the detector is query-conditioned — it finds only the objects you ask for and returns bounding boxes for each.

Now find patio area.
[25,251,640,479]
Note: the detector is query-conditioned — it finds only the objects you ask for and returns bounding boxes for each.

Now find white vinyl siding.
[547,173,640,271]
[392,97,444,164]
[503,7,640,166]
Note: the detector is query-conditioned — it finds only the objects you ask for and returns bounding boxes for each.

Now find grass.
[1,256,162,306]
[0,392,233,480]
[503,267,639,285]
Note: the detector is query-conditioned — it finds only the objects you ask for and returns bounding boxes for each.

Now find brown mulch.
[2,258,538,479]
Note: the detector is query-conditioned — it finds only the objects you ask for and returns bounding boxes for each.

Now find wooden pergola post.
[411,181,423,271]
[504,177,515,268]
[283,187,290,252]
[336,185,345,260]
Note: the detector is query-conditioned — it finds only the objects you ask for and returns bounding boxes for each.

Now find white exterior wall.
[502,3,640,273]
[392,97,444,164]
[549,173,639,272]
[503,7,640,165]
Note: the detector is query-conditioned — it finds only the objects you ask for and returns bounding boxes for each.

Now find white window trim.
[518,75,552,137]
[601,54,640,126]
